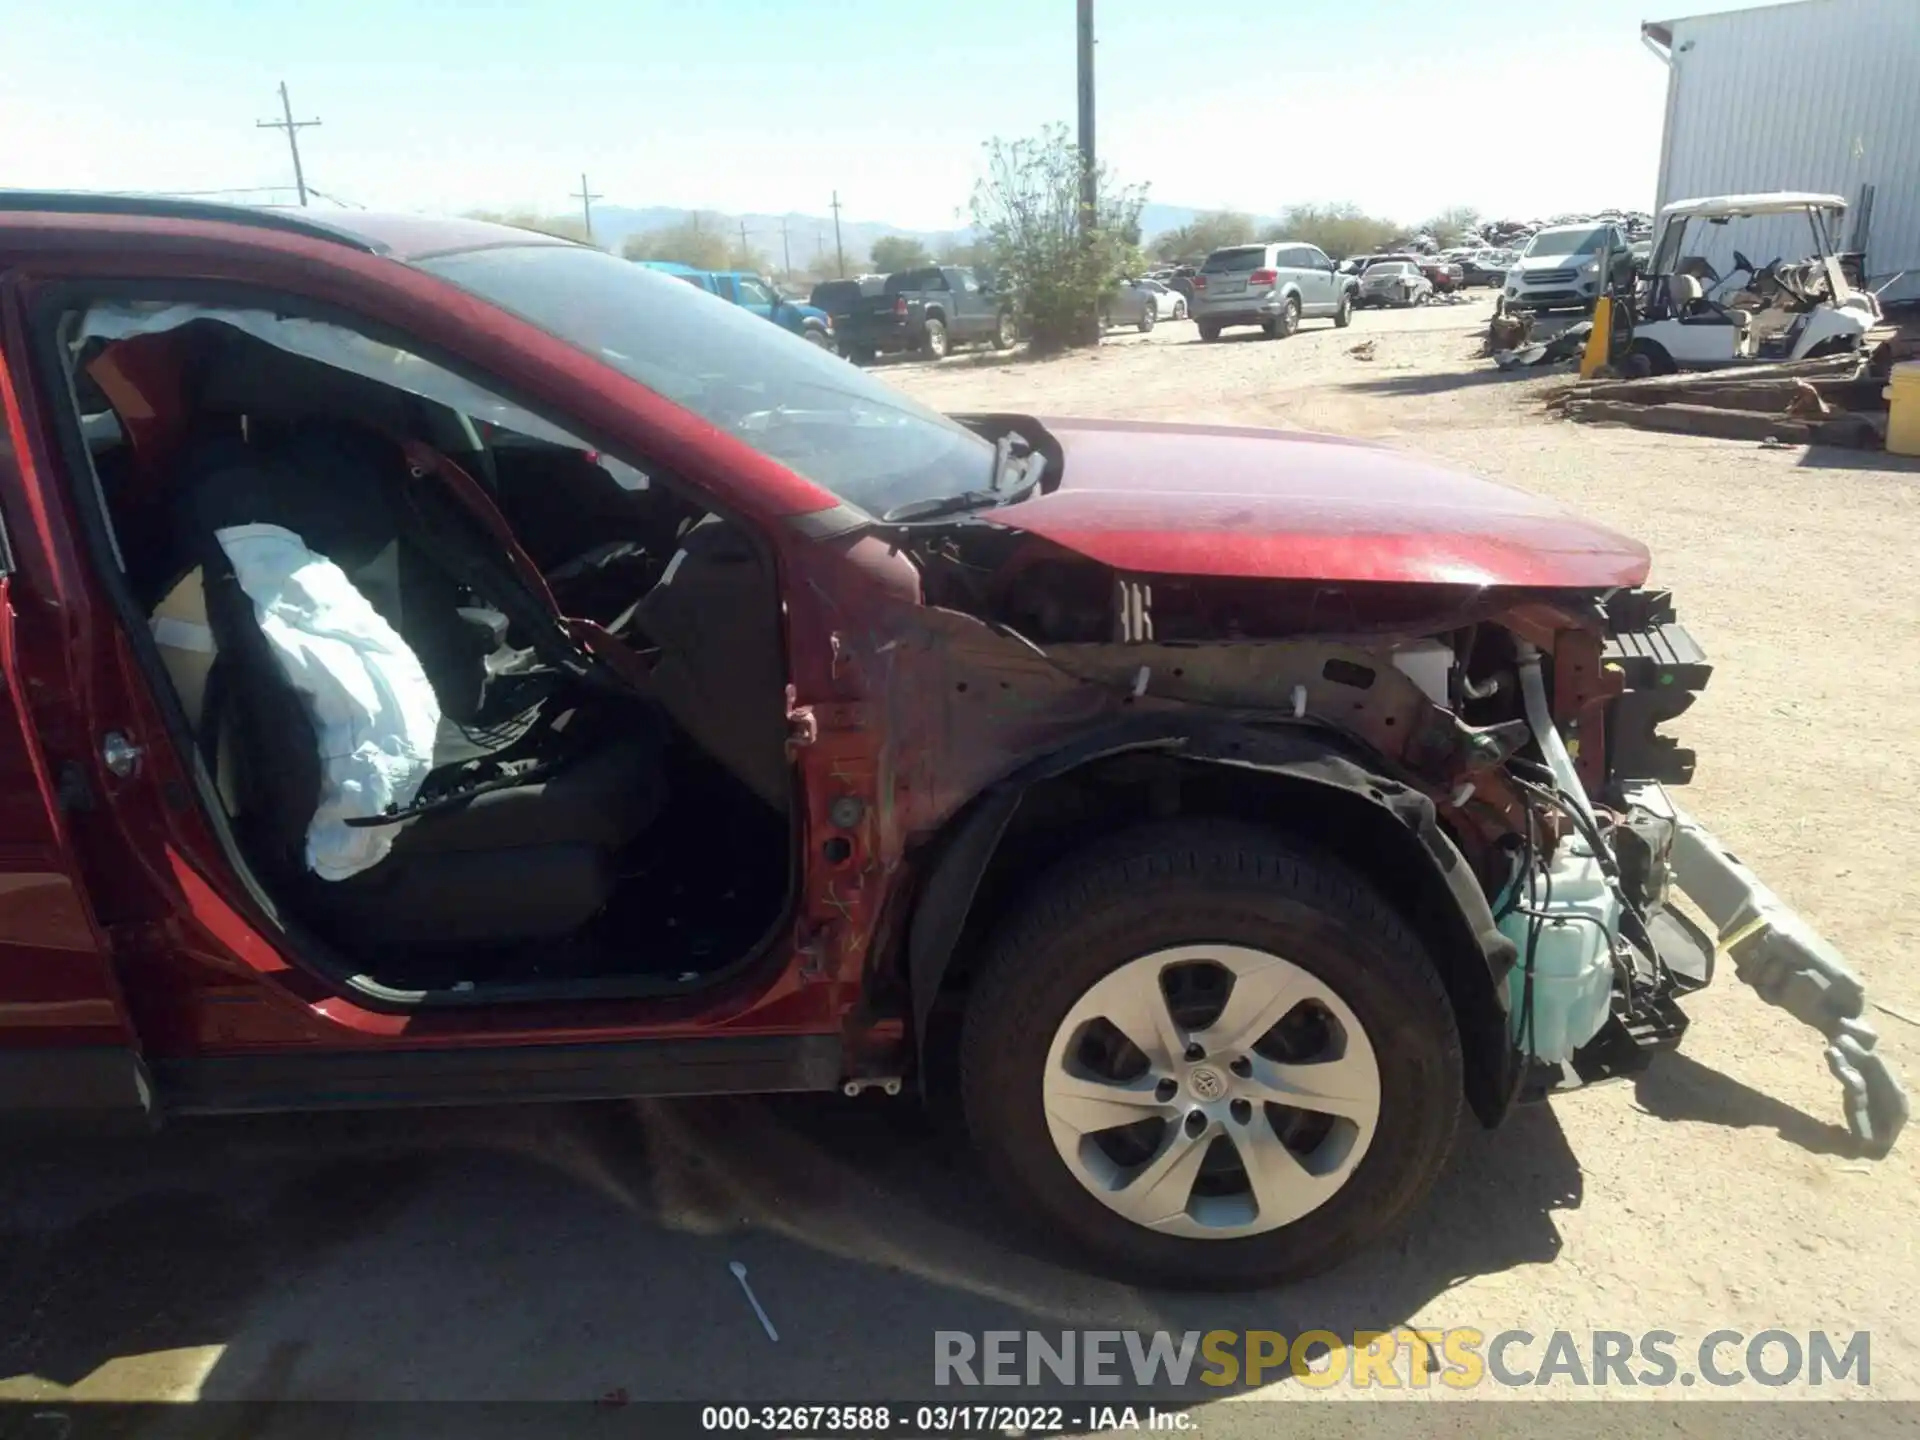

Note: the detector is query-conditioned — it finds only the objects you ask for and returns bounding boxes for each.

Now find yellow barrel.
[1887,361,1920,457]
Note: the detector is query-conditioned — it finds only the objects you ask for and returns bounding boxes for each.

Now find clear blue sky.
[0,0,1771,228]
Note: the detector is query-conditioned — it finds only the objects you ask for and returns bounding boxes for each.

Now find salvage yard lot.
[4,297,1917,1417]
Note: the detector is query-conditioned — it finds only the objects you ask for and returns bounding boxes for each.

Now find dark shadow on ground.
[1630,1049,1856,1158]
[1796,446,1920,472]
[1336,369,1537,399]
[1,1091,1582,1417]
[861,345,1032,373]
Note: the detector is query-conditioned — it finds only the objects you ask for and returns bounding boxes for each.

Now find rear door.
[0,338,147,1123]
[1277,246,1317,314]
[1299,246,1337,313]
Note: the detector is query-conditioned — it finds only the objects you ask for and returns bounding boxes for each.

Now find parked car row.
[635,261,839,346]
[803,265,1017,363]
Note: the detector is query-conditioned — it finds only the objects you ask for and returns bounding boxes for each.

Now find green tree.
[621,214,769,273]
[870,234,932,272]
[466,210,592,244]
[970,124,1147,354]
[1423,205,1482,248]
[935,233,987,266]
[1152,210,1255,263]
[1263,202,1401,259]
[621,213,730,268]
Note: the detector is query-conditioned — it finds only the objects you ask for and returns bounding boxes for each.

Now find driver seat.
[1668,273,1751,332]
[155,418,666,955]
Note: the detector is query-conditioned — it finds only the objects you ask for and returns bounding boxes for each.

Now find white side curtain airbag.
[216,522,442,881]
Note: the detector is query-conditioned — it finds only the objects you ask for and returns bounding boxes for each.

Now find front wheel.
[1334,291,1354,328]
[960,821,1463,1289]
[801,326,833,349]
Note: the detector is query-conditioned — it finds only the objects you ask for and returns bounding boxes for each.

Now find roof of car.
[0,191,582,260]
[1660,191,1848,218]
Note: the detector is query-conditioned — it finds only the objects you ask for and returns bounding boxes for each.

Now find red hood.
[988,417,1649,588]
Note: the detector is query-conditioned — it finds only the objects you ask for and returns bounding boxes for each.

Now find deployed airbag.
[216,522,441,880]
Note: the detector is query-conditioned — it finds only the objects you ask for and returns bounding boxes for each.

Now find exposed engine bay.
[901,510,1908,1156]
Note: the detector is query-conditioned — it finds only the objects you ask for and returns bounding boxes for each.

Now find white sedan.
[1135,277,1188,321]
[1103,278,1186,331]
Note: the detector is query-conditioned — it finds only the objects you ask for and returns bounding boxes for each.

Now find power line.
[572,173,602,241]
[256,81,320,207]
[1076,0,1097,225]
[830,190,846,278]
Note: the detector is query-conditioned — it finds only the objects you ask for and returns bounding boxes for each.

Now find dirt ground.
[5,295,1917,1430]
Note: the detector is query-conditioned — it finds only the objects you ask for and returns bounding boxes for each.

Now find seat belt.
[395,439,655,695]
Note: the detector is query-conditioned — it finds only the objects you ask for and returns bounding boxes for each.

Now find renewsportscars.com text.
[933,1328,1871,1390]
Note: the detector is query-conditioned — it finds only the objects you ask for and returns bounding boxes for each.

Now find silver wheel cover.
[1042,945,1382,1240]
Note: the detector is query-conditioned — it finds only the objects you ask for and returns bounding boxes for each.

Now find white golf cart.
[1625,192,1881,376]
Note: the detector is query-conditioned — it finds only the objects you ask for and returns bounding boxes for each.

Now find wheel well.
[1627,337,1676,375]
[917,751,1512,1125]
[923,307,947,324]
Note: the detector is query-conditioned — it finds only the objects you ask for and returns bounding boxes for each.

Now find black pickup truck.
[837,265,1017,363]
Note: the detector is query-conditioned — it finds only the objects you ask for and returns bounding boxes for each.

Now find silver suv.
[1190,241,1355,341]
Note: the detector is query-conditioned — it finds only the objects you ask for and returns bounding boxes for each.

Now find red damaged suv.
[0,196,1902,1288]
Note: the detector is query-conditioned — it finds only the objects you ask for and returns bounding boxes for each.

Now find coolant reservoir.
[1498,835,1621,1065]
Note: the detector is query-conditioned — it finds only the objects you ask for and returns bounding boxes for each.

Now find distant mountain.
[587,200,1257,267]
[589,205,974,271]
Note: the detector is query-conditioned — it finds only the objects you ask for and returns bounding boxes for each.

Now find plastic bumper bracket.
[1625,781,1908,1157]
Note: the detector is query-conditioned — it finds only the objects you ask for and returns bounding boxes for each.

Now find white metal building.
[1644,0,1920,303]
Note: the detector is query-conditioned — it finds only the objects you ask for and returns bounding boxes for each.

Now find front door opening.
[53,302,794,1001]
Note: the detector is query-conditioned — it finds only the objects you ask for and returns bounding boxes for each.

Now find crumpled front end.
[894,492,1908,1157]
[1494,588,1906,1156]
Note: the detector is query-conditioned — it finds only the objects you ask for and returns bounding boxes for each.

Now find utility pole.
[779,218,792,280]
[739,218,751,264]
[1076,0,1097,229]
[830,191,846,278]
[256,81,320,207]
[572,173,602,242]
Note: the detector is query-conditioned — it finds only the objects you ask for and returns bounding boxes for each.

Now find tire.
[992,311,1018,350]
[1265,296,1300,339]
[844,343,876,366]
[921,317,950,360]
[960,820,1463,1289]
[1334,290,1353,329]
[1197,321,1221,343]
[1173,299,1187,321]
[1624,340,1675,377]
[801,326,833,349]
[1138,307,1157,334]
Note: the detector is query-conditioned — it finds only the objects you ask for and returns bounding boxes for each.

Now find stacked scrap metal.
[1549,355,1889,449]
